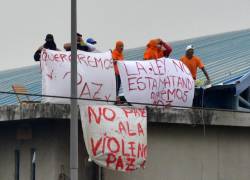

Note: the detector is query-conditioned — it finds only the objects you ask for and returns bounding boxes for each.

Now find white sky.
[0,0,250,70]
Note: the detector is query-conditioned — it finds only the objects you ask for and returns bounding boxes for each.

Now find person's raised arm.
[63,43,71,51]
[161,41,172,57]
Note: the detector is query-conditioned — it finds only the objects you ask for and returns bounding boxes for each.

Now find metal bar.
[31,148,36,180]
[247,87,250,102]
[98,167,102,180]
[15,149,20,180]
[239,96,250,108]
[70,0,78,179]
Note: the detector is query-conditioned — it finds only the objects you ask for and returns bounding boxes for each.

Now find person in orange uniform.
[112,41,124,103]
[156,38,172,58]
[144,39,160,60]
[180,45,210,82]
[144,39,172,60]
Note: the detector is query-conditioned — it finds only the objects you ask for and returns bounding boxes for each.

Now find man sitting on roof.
[180,45,210,83]
[64,33,90,52]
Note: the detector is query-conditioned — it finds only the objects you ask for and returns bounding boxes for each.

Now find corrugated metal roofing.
[0,66,41,105]
[1,29,250,105]
[125,29,250,84]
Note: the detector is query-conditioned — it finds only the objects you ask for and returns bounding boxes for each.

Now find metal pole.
[70,0,78,179]
[98,167,102,180]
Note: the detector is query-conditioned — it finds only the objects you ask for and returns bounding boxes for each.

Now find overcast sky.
[0,0,250,70]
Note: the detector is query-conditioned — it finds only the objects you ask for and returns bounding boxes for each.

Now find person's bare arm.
[201,67,210,82]
[63,43,71,50]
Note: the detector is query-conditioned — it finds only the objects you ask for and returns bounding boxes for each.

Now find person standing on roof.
[144,39,160,60]
[64,33,90,52]
[180,45,210,83]
[144,39,172,60]
[156,38,172,58]
[112,41,124,103]
[34,34,59,61]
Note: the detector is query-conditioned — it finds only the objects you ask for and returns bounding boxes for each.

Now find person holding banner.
[144,39,172,60]
[64,33,90,52]
[156,38,172,58]
[112,41,124,104]
[34,34,59,61]
[144,39,160,60]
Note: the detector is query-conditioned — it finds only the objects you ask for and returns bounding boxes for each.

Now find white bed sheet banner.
[118,58,195,107]
[41,49,116,104]
[80,105,147,172]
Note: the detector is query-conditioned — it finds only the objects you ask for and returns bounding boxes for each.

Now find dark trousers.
[115,75,121,97]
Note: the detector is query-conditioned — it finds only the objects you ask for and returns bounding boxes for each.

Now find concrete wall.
[0,119,92,180]
[104,123,250,180]
[2,119,250,180]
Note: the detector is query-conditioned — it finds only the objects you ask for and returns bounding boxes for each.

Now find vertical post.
[98,167,102,180]
[247,87,250,102]
[70,0,78,179]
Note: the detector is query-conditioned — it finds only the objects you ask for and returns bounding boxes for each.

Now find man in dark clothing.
[64,33,90,52]
[34,34,59,61]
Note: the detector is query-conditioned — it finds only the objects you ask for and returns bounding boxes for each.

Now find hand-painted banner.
[117,58,195,107]
[80,105,147,172]
[41,49,116,104]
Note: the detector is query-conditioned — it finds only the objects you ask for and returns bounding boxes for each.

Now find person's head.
[45,34,54,43]
[115,41,124,53]
[87,38,97,45]
[44,34,57,50]
[147,39,158,50]
[77,33,83,43]
[185,45,194,59]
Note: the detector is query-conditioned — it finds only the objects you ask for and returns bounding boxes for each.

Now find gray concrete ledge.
[0,103,250,127]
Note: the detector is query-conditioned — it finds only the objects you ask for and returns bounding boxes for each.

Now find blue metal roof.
[0,66,41,105]
[1,29,250,105]
[125,29,250,84]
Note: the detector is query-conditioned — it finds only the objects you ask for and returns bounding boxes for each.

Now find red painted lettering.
[128,77,137,91]
[125,157,136,172]
[103,108,116,121]
[116,156,124,170]
[91,137,103,156]
[106,153,116,168]
[128,141,136,157]
[107,137,120,153]
[137,123,144,136]
[88,106,102,124]
[91,82,103,100]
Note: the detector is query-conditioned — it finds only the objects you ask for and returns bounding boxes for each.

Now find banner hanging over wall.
[41,49,116,104]
[80,105,147,172]
[118,58,195,107]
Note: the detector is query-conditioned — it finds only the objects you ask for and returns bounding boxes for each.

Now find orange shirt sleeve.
[112,50,123,75]
[144,50,151,60]
[196,57,204,69]
[144,54,150,60]
[112,51,119,60]
[180,56,185,63]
